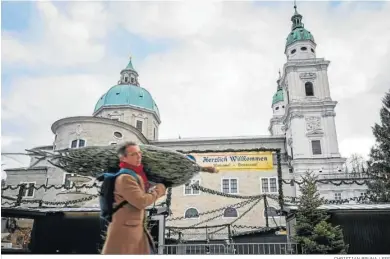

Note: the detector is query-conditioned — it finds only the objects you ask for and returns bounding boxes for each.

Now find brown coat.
[101,173,166,255]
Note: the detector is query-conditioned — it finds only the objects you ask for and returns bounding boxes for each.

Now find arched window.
[223,207,238,218]
[264,207,280,218]
[305,82,314,96]
[184,208,199,219]
[70,139,85,149]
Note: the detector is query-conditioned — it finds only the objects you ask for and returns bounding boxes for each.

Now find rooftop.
[154,135,286,143]
[285,203,390,211]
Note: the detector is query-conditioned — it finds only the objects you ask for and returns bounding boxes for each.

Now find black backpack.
[97,168,140,223]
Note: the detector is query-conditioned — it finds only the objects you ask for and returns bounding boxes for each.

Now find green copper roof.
[94,58,160,118]
[94,84,160,117]
[286,27,315,47]
[272,89,284,105]
[125,58,135,70]
[285,5,315,47]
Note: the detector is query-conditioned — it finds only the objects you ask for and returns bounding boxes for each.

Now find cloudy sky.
[2,1,390,174]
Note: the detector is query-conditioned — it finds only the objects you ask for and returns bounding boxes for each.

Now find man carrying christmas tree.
[101,141,166,255]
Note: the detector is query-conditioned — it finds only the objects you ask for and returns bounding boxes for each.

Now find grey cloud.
[2,1,390,160]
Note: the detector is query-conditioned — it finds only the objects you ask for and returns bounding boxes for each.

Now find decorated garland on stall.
[176,147,284,210]
[0,184,381,209]
[209,198,263,235]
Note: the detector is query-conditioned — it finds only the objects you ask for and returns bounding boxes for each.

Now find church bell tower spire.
[279,1,346,198]
[291,1,304,30]
[118,56,140,86]
[284,1,316,60]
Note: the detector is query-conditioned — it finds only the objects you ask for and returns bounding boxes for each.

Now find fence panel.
[161,244,227,255]
[159,243,299,255]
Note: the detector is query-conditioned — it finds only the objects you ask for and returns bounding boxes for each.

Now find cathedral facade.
[3,7,367,238]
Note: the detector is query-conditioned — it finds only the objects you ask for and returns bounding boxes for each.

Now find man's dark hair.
[117,141,138,157]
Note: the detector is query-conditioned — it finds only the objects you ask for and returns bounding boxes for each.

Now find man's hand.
[116,174,161,210]
[154,183,166,198]
[201,166,219,173]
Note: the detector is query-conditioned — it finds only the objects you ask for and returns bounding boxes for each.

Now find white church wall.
[272,102,287,117]
[94,107,160,141]
[284,61,331,102]
[270,123,284,136]
[42,167,98,204]
[2,168,48,208]
[285,41,316,61]
[319,184,367,202]
[52,118,146,151]
[3,164,100,207]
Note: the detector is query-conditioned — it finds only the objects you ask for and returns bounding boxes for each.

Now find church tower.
[269,71,288,136]
[277,5,346,195]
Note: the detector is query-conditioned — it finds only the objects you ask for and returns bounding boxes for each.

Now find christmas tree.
[294,172,348,254]
[367,90,390,202]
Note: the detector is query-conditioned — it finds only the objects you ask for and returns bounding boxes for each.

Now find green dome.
[94,84,160,117]
[285,6,315,47]
[272,89,284,105]
[286,27,315,47]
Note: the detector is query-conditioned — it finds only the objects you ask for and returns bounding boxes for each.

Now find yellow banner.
[187,151,273,171]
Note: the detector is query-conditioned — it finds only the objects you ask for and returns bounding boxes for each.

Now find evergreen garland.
[276,150,284,210]
[165,187,172,215]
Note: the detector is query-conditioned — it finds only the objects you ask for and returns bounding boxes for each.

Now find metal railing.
[159,243,300,255]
